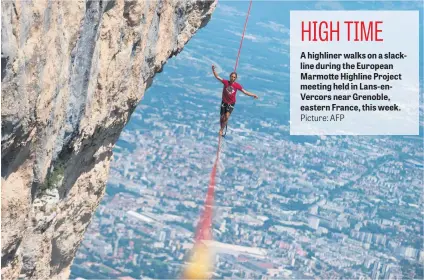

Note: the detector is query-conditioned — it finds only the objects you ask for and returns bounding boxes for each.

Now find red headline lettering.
[301,21,383,42]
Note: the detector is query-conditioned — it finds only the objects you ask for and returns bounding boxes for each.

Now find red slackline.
[194,137,222,241]
[234,0,253,73]
[194,0,253,243]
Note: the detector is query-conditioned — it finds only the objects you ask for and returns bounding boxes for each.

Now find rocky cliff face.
[1,0,216,278]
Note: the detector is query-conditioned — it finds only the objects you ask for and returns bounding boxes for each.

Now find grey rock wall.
[1,0,216,278]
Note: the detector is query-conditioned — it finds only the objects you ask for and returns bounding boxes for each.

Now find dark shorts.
[220,101,235,116]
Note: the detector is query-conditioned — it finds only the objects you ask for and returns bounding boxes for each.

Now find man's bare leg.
[219,114,226,136]
[219,112,231,136]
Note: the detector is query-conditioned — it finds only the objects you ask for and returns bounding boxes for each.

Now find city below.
[71,102,423,280]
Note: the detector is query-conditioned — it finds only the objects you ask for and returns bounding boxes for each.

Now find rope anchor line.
[234,0,253,73]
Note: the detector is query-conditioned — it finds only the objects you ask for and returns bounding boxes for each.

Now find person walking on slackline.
[211,65,258,136]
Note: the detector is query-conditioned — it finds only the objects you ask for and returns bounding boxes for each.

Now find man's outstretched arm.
[212,65,223,82]
[241,88,258,99]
